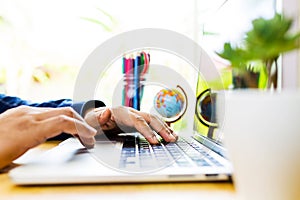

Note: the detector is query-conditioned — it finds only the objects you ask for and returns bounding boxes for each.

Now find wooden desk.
[0,142,236,200]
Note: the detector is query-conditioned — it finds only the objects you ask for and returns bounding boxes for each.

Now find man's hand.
[0,106,96,169]
[84,106,178,144]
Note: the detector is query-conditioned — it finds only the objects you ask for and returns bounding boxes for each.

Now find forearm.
[0,140,29,169]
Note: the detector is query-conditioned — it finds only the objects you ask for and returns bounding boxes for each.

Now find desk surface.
[0,142,236,200]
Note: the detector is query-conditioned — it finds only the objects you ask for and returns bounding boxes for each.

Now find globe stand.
[195,88,218,139]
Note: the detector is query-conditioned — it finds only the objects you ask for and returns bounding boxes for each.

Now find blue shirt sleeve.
[0,94,73,113]
[0,94,106,116]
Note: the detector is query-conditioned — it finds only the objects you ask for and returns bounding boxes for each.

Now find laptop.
[9,89,232,185]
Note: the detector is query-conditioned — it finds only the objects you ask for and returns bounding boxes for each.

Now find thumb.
[97,108,112,126]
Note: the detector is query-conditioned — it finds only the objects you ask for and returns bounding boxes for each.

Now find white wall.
[282,0,300,89]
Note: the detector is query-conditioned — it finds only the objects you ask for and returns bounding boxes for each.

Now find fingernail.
[169,132,178,142]
[172,132,178,140]
[150,135,159,144]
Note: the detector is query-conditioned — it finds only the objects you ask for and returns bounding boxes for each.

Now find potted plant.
[217,13,300,89]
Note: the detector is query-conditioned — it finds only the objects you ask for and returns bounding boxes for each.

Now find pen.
[129,55,134,107]
[141,51,149,75]
[122,56,126,105]
[133,54,140,110]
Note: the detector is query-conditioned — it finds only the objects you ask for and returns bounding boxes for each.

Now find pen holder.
[123,73,146,110]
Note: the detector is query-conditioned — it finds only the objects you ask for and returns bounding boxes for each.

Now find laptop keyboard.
[119,135,223,170]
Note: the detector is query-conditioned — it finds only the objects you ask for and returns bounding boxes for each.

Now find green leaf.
[80,7,117,32]
[217,43,249,69]
[217,13,300,73]
[96,7,117,24]
[80,17,112,32]
[0,16,4,24]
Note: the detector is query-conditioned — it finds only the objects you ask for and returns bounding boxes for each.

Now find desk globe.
[153,87,187,123]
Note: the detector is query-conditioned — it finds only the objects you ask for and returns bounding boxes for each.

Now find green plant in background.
[80,7,117,32]
[0,15,10,27]
[218,13,300,89]
[0,15,5,24]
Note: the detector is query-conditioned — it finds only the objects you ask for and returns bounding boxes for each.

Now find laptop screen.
[193,73,225,146]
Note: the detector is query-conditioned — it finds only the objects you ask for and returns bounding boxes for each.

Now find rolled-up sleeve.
[0,94,106,115]
[0,94,73,113]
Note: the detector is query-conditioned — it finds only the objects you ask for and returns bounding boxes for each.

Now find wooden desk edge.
[0,141,236,199]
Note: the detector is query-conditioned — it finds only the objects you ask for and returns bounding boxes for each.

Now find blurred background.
[0,0,285,103]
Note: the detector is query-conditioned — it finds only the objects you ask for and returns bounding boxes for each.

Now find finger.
[75,135,96,149]
[132,110,177,142]
[33,107,85,122]
[129,113,159,144]
[147,114,177,142]
[37,115,97,147]
[162,120,178,140]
